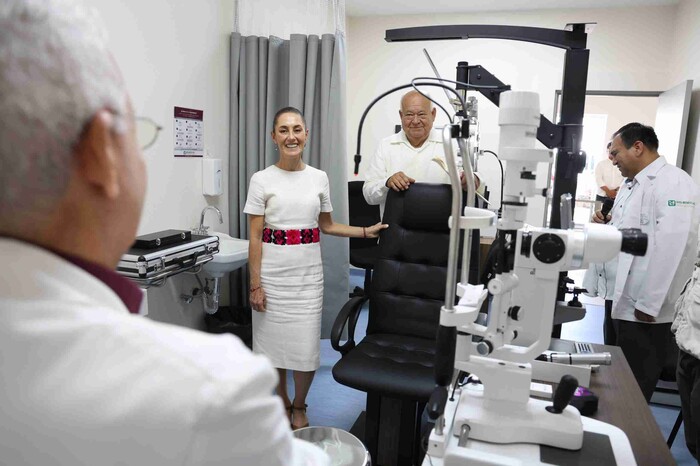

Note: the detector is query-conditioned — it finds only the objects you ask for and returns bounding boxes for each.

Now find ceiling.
[345,0,679,16]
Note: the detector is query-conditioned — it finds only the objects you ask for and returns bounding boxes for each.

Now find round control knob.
[532,233,566,264]
[508,306,522,321]
[476,341,493,356]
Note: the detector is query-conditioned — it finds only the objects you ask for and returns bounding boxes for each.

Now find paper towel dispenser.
[203,158,223,196]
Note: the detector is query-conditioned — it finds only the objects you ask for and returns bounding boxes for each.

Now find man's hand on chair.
[386,171,415,192]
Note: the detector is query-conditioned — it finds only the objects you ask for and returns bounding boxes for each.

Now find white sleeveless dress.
[243,165,332,371]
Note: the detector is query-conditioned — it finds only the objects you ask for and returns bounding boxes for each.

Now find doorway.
[547,82,692,227]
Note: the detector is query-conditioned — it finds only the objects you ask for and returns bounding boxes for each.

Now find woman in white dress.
[244,107,387,430]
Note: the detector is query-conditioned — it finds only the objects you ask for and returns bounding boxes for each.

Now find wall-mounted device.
[203,158,223,196]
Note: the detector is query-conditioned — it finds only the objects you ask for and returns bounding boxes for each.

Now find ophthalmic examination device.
[423,89,646,465]
[351,23,649,465]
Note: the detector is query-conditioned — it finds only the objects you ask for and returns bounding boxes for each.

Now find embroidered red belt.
[262,227,320,245]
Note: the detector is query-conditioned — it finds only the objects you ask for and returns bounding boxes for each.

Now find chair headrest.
[384,183,454,232]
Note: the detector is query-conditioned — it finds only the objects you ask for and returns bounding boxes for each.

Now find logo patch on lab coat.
[668,200,696,207]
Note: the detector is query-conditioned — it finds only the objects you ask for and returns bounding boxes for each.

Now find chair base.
[350,394,426,466]
[667,410,684,447]
[349,410,366,441]
[651,380,681,407]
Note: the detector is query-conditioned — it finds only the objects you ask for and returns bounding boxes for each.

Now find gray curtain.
[229,32,349,338]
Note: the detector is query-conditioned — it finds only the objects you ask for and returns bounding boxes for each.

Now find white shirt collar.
[389,129,442,148]
[633,156,666,187]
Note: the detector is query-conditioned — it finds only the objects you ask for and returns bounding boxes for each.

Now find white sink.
[203,232,249,277]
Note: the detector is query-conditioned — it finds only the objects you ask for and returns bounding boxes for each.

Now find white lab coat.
[582,259,617,300]
[0,239,329,466]
[610,157,700,322]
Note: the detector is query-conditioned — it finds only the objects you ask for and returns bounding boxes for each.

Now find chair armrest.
[330,296,366,356]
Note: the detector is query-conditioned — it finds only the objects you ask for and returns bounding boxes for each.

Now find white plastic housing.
[203,158,223,196]
[582,223,622,264]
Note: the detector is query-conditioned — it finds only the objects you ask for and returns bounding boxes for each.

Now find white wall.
[346,5,678,224]
[91,0,235,329]
[583,96,659,148]
[668,0,700,181]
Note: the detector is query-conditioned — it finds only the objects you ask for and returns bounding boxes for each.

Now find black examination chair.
[331,183,455,466]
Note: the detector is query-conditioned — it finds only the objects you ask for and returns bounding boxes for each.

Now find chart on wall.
[174,106,203,157]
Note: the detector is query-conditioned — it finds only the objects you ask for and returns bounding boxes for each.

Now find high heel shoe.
[291,403,309,430]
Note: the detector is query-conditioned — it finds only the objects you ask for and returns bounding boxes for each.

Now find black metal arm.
[384,22,593,337]
[385,24,588,50]
[384,23,591,229]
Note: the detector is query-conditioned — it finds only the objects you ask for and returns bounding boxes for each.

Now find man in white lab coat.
[593,122,700,402]
[0,1,328,465]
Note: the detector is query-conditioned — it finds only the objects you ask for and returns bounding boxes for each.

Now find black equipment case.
[132,229,192,249]
[117,234,219,286]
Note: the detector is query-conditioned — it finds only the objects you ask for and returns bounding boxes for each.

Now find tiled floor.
[291,269,694,464]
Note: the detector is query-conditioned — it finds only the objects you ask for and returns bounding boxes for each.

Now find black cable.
[353,83,450,174]
[411,76,501,92]
[460,374,481,388]
[449,370,467,402]
[353,83,440,175]
[409,76,501,124]
[353,78,505,174]
[421,427,435,466]
[414,89,453,123]
[481,149,504,213]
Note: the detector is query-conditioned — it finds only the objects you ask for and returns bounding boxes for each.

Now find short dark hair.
[613,122,659,152]
[272,106,306,130]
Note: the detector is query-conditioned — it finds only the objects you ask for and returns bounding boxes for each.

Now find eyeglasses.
[135,116,163,150]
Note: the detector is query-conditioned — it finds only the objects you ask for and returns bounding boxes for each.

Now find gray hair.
[0,0,126,223]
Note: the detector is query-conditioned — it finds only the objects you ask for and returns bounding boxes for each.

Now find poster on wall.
[174,106,204,157]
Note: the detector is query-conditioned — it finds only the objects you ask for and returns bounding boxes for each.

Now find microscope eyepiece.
[619,228,647,256]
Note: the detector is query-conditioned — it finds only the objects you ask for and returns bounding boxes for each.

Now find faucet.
[195,206,223,235]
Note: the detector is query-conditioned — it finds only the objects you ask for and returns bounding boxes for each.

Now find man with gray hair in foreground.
[0,1,327,464]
